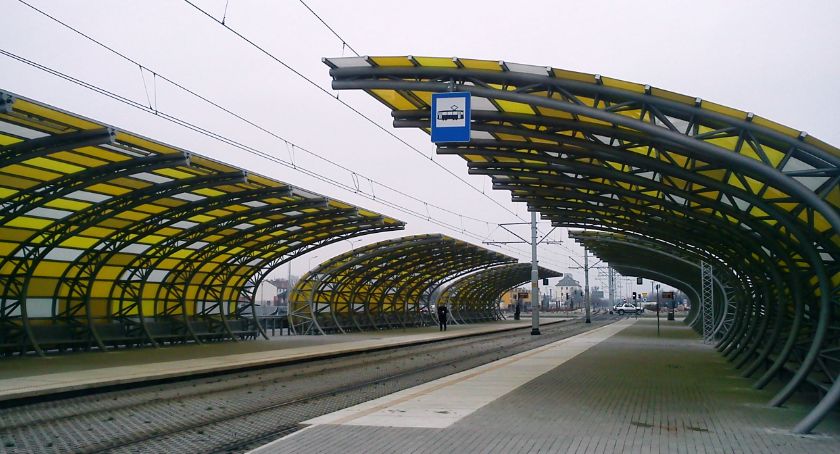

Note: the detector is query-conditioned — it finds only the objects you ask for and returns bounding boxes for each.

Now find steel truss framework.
[288,234,520,334]
[437,263,561,323]
[325,56,840,433]
[0,91,404,356]
[568,231,736,340]
[701,260,716,344]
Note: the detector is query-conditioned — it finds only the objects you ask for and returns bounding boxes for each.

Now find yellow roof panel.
[156,168,195,179]
[370,56,413,67]
[370,89,416,110]
[0,133,23,146]
[495,100,535,115]
[551,68,596,84]
[50,151,107,167]
[14,99,102,130]
[701,100,747,121]
[459,58,502,71]
[6,216,54,229]
[75,145,132,162]
[413,56,458,68]
[115,131,181,155]
[3,164,61,181]
[601,76,645,94]
[24,156,86,174]
[86,183,133,196]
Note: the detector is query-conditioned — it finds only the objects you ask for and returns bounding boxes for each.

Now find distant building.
[501,287,532,310]
[265,278,290,305]
[555,274,583,308]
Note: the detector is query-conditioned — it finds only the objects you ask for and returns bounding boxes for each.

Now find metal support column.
[608,266,616,307]
[583,246,591,323]
[701,260,715,343]
[530,211,540,335]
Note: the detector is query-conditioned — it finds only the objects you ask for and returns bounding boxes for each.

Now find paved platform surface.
[253,318,840,454]
[0,317,568,402]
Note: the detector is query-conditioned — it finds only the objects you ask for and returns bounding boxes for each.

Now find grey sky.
[2,0,837,297]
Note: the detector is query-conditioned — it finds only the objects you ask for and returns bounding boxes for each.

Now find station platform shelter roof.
[438,263,562,322]
[324,55,839,433]
[289,234,535,334]
[0,90,403,356]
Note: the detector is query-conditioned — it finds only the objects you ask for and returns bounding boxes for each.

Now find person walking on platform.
[437,304,449,331]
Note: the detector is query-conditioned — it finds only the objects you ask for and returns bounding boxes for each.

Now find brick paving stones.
[256,318,840,454]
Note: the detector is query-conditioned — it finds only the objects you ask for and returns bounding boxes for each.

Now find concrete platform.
[0,317,567,403]
[252,318,840,454]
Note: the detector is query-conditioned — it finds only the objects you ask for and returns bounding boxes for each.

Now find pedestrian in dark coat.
[437,304,449,331]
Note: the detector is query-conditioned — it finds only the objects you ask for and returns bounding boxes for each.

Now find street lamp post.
[344,238,361,253]
[308,255,319,271]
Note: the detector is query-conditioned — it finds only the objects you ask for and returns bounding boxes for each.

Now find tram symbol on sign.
[437,105,465,122]
[431,92,470,142]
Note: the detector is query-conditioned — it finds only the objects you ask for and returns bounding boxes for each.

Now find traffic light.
[636,277,643,285]
[632,292,637,301]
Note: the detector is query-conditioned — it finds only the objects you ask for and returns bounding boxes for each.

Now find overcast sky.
[2,0,838,298]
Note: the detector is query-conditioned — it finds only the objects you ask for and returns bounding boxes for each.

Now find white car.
[612,302,642,315]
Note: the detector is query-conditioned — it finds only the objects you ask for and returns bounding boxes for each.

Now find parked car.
[611,302,643,315]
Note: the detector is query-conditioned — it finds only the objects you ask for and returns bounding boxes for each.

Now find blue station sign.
[431,92,471,143]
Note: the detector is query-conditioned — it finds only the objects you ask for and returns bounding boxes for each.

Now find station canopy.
[567,230,729,326]
[289,234,523,334]
[438,263,562,322]
[324,56,839,433]
[0,90,404,355]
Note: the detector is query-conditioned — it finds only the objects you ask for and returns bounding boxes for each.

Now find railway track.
[0,315,618,453]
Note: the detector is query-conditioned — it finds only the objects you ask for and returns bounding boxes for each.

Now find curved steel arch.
[325,56,839,433]
[288,235,516,334]
[310,236,452,333]
[568,231,736,337]
[438,263,562,322]
[559,217,813,384]
[576,232,788,376]
[610,264,702,313]
[54,185,296,349]
[185,212,401,334]
[0,90,404,355]
[291,236,448,334]
[146,205,353,342]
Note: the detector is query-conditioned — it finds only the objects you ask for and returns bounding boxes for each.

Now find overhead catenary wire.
[221,0,230,25]
[294,1,566,244]
[0,51,446,233]
[296,0,360,57]
[9,1,569,267]
[181,0,528,224]
[12,0,501,229]
[0,49,568,270]
[293,1,562,244]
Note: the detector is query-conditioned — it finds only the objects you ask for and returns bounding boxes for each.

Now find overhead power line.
[0,48,566,269]
[12,1,506,227]
[15,0,526,229]
[297,0,360,57]
[181,0,527,223]
[289,1,573,250]
[9,1,569,267]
